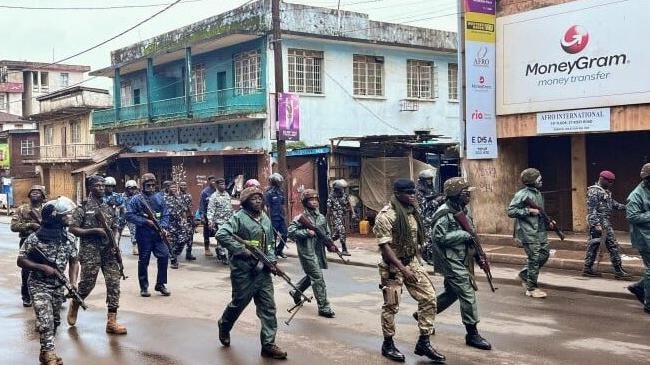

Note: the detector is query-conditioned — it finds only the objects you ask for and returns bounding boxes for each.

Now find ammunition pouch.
[380,280,401,306]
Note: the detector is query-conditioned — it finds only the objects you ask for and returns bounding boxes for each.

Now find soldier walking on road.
[179,181,196,261]
[508,168,556,298]
[165,182,190,269]
[125,173,172,297]
[626,163,650,315]
[122,180,140,255]
[374,179,446,363]
[583,171,631,279]
[327,179,356,256]
[11,185,46,307]
[17,197,79,365]
[199,176,217,257]
[207,177,233,264]
[216,187,288,360]
[287,189,336,318]
[68,175,127,335]
[431,177,492,351]
[266,173,288,258]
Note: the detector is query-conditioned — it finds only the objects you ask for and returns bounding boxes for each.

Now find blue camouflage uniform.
[265,186,287,256]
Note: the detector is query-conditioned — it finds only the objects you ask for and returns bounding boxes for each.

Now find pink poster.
[278,92,300,141]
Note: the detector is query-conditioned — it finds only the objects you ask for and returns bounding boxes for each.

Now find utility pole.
[272,0,288,181]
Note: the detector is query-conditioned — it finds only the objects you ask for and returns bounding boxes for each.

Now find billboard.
[277,92,300,141]
[497,0,650,115]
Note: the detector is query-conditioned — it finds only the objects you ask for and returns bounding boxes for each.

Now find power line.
[0,0,203,11]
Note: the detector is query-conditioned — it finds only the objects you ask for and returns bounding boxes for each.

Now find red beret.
[599,170,616,180]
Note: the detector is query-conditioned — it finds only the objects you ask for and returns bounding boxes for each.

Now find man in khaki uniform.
[374,178,446,363]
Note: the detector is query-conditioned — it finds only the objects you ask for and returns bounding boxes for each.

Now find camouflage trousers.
[125,222,138,246]
[169,225,193,258]
[519,241,550,291]
[29,282,65,351]
[330,215,346,244]
[77,242,121,310]
[584,225,622,269]
[379,259,436,337]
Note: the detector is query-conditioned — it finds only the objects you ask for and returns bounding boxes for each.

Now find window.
[59,73,69,87]
[14,123,23,129]
[0,94,6,111]
[20,139,34,156]
[353,55,384,97]
[407,60,437,99]
[71,121,81,143]
[32,72,39,92]
[448,63,458,101]
[0,67,8,83]
[44,125,54,145]
[234,50,260,94]
[120,80,133,107]
[192,64,206,101]
[288,49,323,94]
[40,72,49,92]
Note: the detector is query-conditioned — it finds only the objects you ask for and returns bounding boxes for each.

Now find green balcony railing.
[92,87,266,128]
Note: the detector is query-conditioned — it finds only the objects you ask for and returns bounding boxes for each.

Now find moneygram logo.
[561,25,589,54]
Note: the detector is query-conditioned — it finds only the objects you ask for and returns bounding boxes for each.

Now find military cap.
[393,178,416,192]
[141,173,156,183]
[520,168,541,185]
[87,175,105,186]
[301,189,319,202]
[641,163,650,179]
[240,186,263,203]
[599,170,616,181]
[443,177,475,197]
[27,185,46,198]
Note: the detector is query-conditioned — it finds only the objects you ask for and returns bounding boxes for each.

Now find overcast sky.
[1,0,458,89]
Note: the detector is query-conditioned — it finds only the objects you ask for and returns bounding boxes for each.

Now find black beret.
[393,178,415,192]
[87,175,105,186]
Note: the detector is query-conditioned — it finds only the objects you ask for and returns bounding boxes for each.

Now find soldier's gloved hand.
[400,266,418,283]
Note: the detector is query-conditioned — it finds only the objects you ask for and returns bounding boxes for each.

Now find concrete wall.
[278,38,460,146]
[26,71,85,116]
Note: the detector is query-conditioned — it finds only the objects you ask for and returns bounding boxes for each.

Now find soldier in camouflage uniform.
[507,168,556,298]
[207,177,233,264]
[288,189,336,318]
[17,197,79,365]
[626,163,650,315]
[327,179,355,256]
[11,185,46,307]
[431,177,492,351]
[416,169,445,265]
[582,170,631,279]
[374,178,445,363]
[179,181,196,260]
[122,180,140,255]
[165,182,191,269]
[67,175,127,335]
[216,187,288,360]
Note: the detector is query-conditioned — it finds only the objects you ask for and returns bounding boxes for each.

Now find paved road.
[1,224,648,365]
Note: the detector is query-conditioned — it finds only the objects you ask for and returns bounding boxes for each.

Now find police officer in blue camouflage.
[17,196,79,365]
[582,170,631,279]
[178,181,196,261]
[327,179,356,256]
[207,177,233,264]
[125,173,172,297]
[103,176,125,229]
[265,173,288,258]
[165,182,191,269]
[122,180,140,255]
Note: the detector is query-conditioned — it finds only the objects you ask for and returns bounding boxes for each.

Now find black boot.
[218,319,230,347]
[581,266,602,277]
[341,241,351,256]
[381,337,405,362]
[628,282,645,304]
[185,245,196,261]
[170,258,179,269]
[414,335,446,363]
[614,266,633,281]
[465,324,492,350]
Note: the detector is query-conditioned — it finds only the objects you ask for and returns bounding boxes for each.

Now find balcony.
[92,87,267,130]
[34,144,95,161]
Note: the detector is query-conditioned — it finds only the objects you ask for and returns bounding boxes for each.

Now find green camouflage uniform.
[216,209,278,347]
[626,181,650,311]
[11,203,42,302]
[288,209,332,312]
[507,187,549,291]
[374,202,437,337]
[18,232,78,352]
[431,202,479,325]
[70,196,121,310]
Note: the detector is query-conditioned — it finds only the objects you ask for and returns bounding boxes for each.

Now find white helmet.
[42,196,77,221]
[333,179,348,189]
[104,176,117,186]
[125,180,138,188]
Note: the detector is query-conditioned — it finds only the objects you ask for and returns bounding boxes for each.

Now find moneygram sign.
[496,0,648,115]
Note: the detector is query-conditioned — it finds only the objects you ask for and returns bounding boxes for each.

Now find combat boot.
[627,283,645,304]
[318,308,336,318]
[341,242,351,256]
[414,335,446,363]
[381,337,405,362]
[39,350,60,365]
[218,319,230,347]
[261,344,287,359]
[106,312,127,335]
[465,324,492,350]
[170,259,179,269]
[582,266,602,277]
[185,248,196,261]
[614,268,633,281]
[67,300,80,326]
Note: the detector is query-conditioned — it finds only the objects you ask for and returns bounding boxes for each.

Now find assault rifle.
[140,197,173,252]
[297,214,349,263]
[28,246,87,310]
[523,197,565,240]
[231,234,312,304]
[453,212,497,292]
[95,210,127,280]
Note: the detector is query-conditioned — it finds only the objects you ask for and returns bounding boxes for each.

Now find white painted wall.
[276,38,460,146]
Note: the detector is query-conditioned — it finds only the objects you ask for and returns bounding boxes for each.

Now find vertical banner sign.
[277,92,300,141]
[464,0,498,159]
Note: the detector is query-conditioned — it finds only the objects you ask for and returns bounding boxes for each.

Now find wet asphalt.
[1,223,649,365]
